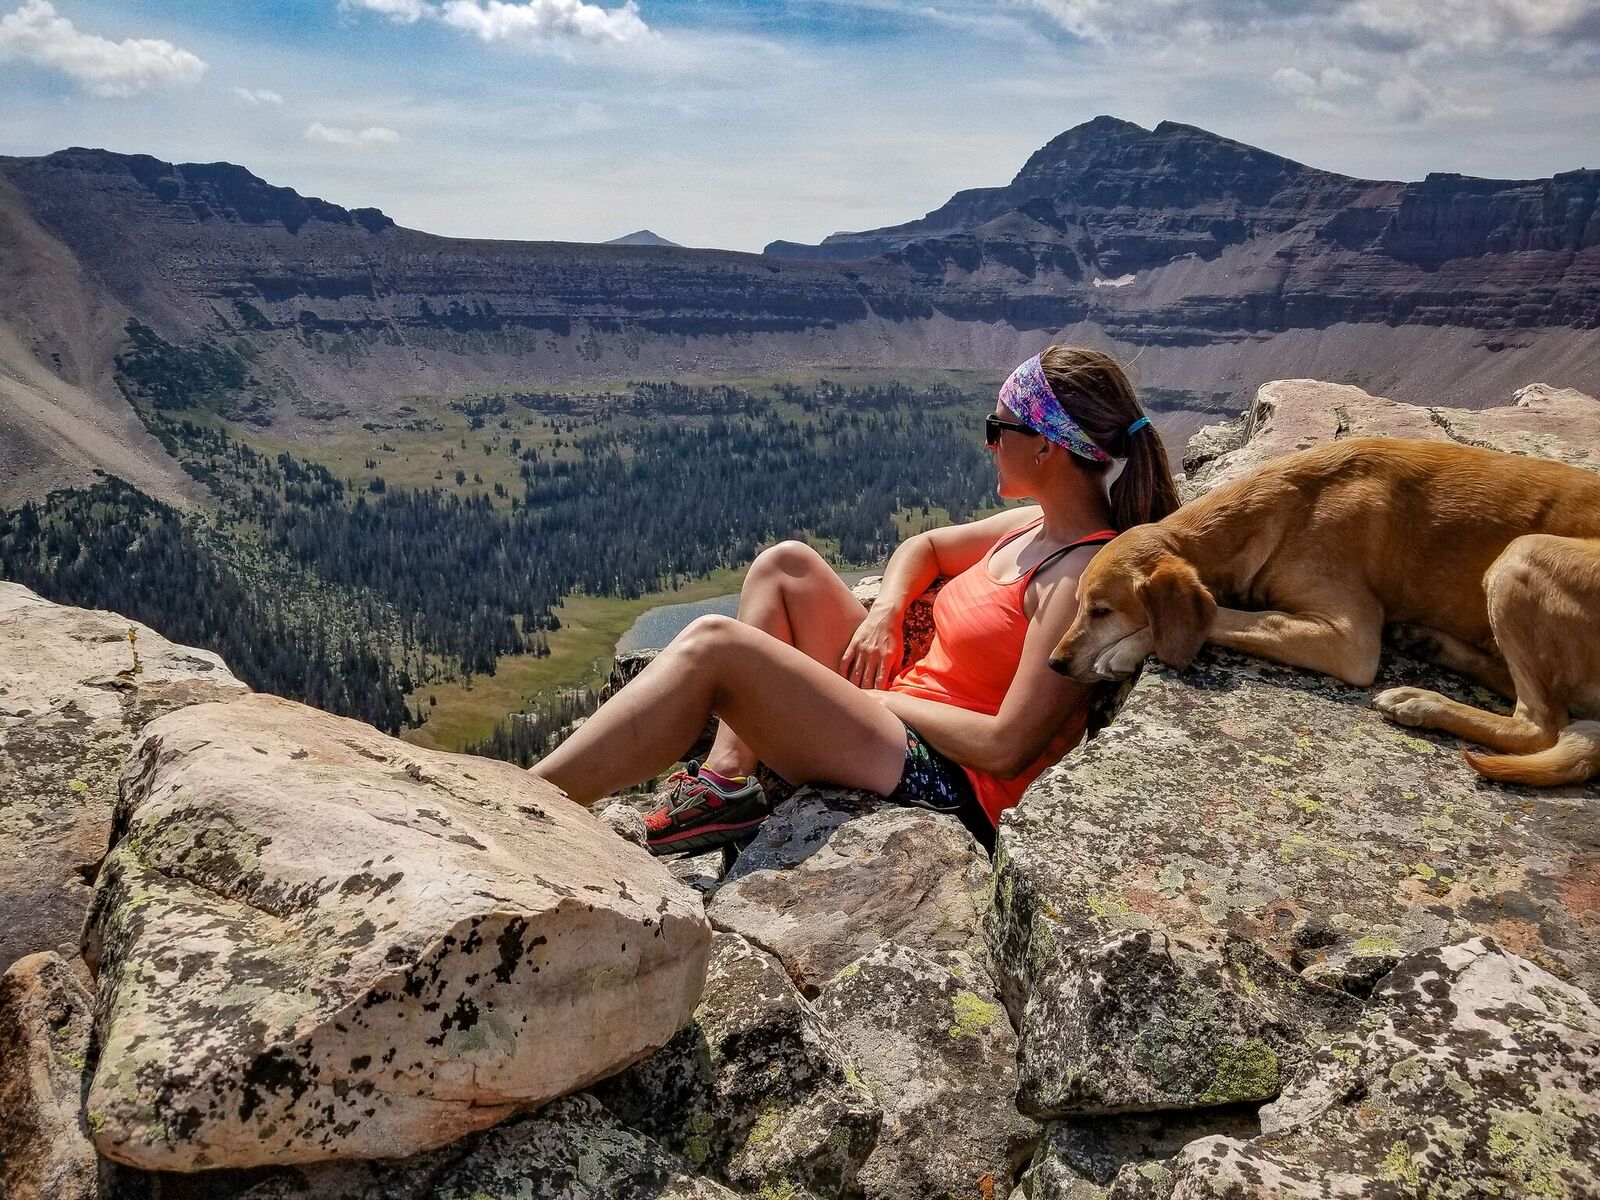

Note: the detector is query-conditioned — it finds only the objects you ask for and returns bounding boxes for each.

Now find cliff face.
[770,117,1600,341]
[0,120,1596,501]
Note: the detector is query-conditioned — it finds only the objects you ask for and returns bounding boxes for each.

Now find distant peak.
[606,229,681,248]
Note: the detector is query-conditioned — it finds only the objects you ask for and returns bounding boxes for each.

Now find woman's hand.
[840,607,904,690]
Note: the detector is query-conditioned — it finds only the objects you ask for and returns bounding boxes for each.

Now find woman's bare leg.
[700,540,868,777]
[532,614,905,806]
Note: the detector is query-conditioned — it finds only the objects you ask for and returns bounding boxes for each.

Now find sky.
[1,0,1597,252]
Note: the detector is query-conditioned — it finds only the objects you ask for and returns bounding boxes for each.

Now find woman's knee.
[749,539,829,585]
[672,613,747,662]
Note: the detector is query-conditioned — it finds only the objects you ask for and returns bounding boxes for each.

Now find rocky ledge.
[2,378,1598,1198]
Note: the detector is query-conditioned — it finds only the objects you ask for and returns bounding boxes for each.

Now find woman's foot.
[644,760,772,856]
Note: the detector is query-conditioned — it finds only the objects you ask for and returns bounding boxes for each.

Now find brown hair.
[1039,345,1180,530]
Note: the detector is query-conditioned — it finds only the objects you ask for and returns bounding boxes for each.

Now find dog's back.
[1182,437,1600,639]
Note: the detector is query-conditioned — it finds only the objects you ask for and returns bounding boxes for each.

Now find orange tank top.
[888,518,1116,827]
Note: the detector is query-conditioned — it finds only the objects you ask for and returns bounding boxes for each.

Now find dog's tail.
[1464,721,1600,787]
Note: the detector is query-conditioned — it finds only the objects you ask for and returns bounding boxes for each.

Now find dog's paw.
[1093,630,1154,679]
[1372,686,1441,727]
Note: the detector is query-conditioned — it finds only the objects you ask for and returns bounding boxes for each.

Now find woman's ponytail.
[1039,346,1181,531]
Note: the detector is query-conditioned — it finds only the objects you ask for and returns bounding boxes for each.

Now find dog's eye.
[1090,605,1111,618]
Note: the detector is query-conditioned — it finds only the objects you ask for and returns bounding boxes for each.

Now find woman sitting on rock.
[533,347,1179,853]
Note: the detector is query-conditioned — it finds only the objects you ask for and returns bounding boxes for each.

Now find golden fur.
[1050,437,1600,786]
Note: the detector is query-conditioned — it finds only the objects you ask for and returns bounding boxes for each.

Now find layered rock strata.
[82,692,712,1171]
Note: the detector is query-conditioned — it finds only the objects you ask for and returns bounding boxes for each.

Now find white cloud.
[0,0,206,97]
[232,86,285,106]
[305,121,402,147]
[345,0,651,45]
[1270,65,1367,116]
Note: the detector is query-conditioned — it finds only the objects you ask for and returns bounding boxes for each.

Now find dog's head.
[1049,527,1217,681]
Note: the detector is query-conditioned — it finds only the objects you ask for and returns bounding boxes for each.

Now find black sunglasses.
[984,414,1041,447]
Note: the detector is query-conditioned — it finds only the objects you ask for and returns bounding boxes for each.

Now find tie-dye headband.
[997,355,1112,465]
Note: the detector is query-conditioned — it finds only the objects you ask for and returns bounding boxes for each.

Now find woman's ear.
[1136,557,1216,670]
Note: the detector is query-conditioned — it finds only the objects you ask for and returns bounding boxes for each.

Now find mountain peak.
[606,229,681,248]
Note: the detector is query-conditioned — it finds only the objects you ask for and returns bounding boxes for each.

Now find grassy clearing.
[401,567,747,752]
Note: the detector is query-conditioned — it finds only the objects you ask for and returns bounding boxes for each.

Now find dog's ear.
[1136,557,1216,671]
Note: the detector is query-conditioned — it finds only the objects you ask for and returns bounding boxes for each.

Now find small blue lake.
[615,569,879,653]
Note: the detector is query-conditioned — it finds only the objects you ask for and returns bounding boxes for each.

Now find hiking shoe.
[645,760,770,856]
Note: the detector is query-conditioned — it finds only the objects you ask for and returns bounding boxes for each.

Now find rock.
[81,692,713,1172]
[1020,1108,1259,1200]
[1015,923,1358,1118]
[1105,939,1600,1199]
[991,646,1597,1116]
[0,581,247,971]
[0,951,99,1200]
[667,848,728,897]
[139,1094,739,1200]
[597,799,650,848]
[1183,378,1600,497]
[594,932,879,1200]
[710,788,991,995]
[815,943,1036,1200]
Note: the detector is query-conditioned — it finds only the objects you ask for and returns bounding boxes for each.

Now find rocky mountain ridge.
[0,118,1596,504]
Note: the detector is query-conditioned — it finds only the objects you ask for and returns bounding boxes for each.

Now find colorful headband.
[997,355,1112,464]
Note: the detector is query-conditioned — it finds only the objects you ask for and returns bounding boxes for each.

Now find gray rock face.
[710,788,991,996]
[82,692,712,1171]
[142,1094,739,1200]
[991,646,1598,1117]
[1104,940,1600,1199]
[0,951,99,1200]
[595,932,880,1200]
[0,581,247,971]
[1020,1108,1260,1200]
[1013,925,1359,1118]
[815,943,1036,1200]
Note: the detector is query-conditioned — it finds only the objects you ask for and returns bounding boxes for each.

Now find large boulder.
[709,788,991,996]
[0,951,99,1200]
[0,581,246,971]
[991,646,1598,1117]
[82,692,713,1172]
[1019,1108,1260,1200]
[595,932,880,1199]
[815,943,1036,1200]
[1105,940,1600,1199]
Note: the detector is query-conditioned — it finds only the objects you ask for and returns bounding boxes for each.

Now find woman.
[532,347,1180,853]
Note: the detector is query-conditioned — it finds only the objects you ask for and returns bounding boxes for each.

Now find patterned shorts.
[888,726,994,852]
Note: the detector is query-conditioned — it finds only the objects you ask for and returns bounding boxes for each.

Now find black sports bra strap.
[1024,531,1118,582]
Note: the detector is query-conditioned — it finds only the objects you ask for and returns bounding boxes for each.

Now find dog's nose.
[1047,654,1073,677]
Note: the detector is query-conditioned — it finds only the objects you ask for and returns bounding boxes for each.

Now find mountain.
[0,123,1595,504]
[606,229,681,247]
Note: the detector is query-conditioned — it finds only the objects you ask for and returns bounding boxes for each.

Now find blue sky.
[2,0,1597,251]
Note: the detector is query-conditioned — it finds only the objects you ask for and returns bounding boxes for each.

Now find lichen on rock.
[81,692,712,1171]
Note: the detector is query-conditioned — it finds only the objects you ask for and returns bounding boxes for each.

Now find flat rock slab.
[83,692,712,1171]
[1183,379,1600,496]
[0,580,246,970]
[597,932,879,1199]
[1108,939,1600,1198]
[0,951,99,1200]
[815,943,1035,1200]
[140,1094,739,1200]
[710,788,990,996]
[990,648,1598,1115]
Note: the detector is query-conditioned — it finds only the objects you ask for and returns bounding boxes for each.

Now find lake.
[615,569,880,653]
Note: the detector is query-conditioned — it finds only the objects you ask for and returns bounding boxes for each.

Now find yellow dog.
[1050,437,1600,786]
